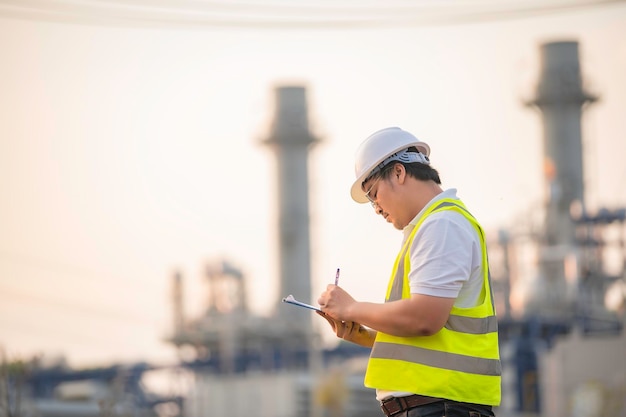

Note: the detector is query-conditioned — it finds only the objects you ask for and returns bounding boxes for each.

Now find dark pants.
[400,400,495,417]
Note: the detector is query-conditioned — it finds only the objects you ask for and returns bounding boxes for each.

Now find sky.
[1,1,625,368]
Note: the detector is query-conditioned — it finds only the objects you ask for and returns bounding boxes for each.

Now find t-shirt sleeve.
[408,211,477,298]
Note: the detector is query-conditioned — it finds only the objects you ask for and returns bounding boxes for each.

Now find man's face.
[362,166,409,230]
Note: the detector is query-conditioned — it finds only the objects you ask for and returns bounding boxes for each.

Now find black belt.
[380,395,443,416]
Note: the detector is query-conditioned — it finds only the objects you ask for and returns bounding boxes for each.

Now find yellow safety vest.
[364,198,501,406]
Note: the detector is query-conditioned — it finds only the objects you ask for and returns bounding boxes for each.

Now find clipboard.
[282,294,323,312]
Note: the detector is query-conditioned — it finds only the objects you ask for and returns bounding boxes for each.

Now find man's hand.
[318,283,455,338]
[317,284,357,319]
[316,311,375,348]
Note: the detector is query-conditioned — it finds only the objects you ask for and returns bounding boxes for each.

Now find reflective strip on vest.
[370,342,502,376]
[445,314,498,334]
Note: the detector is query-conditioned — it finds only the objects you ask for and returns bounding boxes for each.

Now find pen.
[335,268,340,286]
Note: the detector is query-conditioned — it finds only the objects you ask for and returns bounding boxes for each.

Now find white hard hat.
[350,127,430,203]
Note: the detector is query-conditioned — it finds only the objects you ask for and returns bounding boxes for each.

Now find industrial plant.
[4,39,625,417]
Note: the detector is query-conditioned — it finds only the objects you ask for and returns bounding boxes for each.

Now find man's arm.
[319,287,455,337]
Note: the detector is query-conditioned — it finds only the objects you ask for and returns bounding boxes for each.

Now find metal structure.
[168,261,315,374]
[167,86,323,369]
[7,362,184,417]
[495,40,625,416]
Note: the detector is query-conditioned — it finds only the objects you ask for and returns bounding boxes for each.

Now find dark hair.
[375,147,441,184]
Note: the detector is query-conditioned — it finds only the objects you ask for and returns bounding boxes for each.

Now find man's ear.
[393,163,406,183]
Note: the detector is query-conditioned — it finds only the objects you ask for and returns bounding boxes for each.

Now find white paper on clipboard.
[282,294,322,312]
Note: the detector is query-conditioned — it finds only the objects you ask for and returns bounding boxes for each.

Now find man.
[317,127,501,417]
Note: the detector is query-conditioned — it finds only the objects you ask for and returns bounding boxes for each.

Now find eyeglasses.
[364,176,381,208]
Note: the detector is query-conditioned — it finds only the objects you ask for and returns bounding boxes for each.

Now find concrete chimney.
[524,40,598,318]
[527,40,597,246]
[263,85,320,331]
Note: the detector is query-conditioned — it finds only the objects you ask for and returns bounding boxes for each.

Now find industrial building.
[7,39,625,417]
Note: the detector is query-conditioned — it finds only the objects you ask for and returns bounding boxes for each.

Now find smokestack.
[172,270,184,335]
[527,40,597,246]
[524,40,598,318]
[263,85,320,331]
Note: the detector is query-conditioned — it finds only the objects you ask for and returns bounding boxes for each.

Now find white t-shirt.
[376,188,484,401]
[404,188,483,308]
